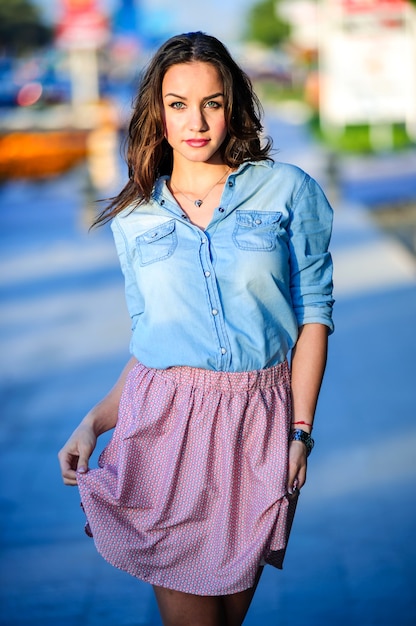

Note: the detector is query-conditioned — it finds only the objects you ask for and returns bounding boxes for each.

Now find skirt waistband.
[139,360,290,393]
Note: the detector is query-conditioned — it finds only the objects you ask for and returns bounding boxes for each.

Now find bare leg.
[222,567,264,626]
[153,586,227,626]
[153,568,263,626]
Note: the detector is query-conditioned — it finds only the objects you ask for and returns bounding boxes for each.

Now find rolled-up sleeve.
[111,217,143,332]
[288,174,335,333]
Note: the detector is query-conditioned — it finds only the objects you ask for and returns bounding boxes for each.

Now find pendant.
[194,199,203,208]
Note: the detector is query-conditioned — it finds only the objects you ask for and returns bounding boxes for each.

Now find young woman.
[58,31,334,626]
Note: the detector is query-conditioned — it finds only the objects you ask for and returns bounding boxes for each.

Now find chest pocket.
[135,220,177,265]
[232,210,283,251]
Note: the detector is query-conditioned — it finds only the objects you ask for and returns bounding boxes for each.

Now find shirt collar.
[152,160,273,203]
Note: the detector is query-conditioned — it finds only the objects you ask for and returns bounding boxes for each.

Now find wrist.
[290,428,315,456]
[291,419,313,434]
[82,405,117,436]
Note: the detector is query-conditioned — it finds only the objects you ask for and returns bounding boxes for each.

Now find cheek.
[163,113,181,141]
[213,111,227,135]
[217,119,228,143]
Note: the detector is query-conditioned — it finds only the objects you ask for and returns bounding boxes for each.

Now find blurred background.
[1,1,416,625]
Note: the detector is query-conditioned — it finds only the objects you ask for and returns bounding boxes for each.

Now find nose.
[189,107,208,132]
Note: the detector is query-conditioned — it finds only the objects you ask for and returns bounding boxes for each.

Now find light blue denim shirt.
[111,160,334,372]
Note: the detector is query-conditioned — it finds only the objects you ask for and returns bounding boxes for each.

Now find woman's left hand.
[287,440,307,494]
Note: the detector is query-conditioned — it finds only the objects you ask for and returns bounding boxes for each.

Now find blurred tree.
[0,0,52,55]
[245,0,291,47]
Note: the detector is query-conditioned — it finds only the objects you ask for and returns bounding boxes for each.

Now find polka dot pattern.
[77,360,298,596]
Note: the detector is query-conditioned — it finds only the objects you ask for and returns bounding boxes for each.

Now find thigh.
[153,586,227,626]
[153,567,263,626]
[222,566,264,626]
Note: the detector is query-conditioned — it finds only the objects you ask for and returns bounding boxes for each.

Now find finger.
[62,470,78,486]
[287,461,307,493]
[287,456,299,492]
[295,463,307,490]
[58,449,79,485]
[287,459,300,494]
[287,470,298,495]
[76,445,91,475]
[59,457,79,485]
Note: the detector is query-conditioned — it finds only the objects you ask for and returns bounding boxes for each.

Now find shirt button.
[204,271,211,277]
[221,347,227,355]
[254,219,262,225]
[160,200,165,205]
[218,207,225,213]
[201,239,207,244]
[228,181,233,187]
[181,213,187,219]
[212,309,218,316]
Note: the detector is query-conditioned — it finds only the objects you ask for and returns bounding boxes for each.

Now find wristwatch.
[290,428,315,456]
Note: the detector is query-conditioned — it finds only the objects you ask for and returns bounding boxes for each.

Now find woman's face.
[162,61,228,166]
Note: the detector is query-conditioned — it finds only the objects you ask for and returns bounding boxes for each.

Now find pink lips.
[185,139,210,148]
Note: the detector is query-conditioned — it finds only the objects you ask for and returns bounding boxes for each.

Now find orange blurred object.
[0,130,88,179]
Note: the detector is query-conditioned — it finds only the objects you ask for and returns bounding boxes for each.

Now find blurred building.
[318,0,416,144]
[278,0,416,149]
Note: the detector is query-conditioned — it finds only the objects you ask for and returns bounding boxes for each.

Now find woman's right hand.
[57,357,138,486]
[58,422,98,486]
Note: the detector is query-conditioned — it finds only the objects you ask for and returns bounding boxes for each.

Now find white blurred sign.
[55,1,109,107]
[319,0,416,127]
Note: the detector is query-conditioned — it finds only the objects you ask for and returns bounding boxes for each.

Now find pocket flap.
[138,219,176,244]
[235,211,282,228]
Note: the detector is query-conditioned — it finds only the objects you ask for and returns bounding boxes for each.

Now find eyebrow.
[163,92,224,100]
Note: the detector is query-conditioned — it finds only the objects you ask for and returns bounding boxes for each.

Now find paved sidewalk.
[1,115,416,625]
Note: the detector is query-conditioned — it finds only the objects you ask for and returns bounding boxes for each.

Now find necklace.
[170,168,230,208]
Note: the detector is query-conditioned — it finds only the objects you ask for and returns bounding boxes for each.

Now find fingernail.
[78,466,87,474]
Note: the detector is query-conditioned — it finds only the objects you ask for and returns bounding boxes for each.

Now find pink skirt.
[77,360,298,596]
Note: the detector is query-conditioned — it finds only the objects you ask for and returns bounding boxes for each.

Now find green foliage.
[310,115,415,153]
[0,0,52,55]
[244,0,291,47]
[253,79,304,103]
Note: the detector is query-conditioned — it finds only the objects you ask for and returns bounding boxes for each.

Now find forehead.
[162,61,223,92]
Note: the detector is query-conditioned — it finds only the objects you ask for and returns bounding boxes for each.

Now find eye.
[169,101,186,110]
[205,100,221,109]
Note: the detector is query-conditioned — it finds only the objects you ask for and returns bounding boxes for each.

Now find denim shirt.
[111,160,334,372]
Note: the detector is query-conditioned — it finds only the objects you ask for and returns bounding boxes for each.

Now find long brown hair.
[93,31,273,227]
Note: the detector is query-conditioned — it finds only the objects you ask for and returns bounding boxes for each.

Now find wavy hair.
[93,31,273,226]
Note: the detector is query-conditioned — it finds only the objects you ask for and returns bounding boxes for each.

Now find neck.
[170,163,228,192]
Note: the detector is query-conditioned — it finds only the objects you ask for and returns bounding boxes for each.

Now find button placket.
[198,234,230,368]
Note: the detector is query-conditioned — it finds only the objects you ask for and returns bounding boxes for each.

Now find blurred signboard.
[341,0,407,11]
[319,0,416,129]
[55,0,109,49]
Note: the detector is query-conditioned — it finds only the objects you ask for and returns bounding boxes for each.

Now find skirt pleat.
[77,360,298,595]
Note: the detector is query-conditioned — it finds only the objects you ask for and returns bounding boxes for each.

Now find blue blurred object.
[113,0,141,39]
[0,52,73,109]
[112,0,174,49]
[0,57,19,107]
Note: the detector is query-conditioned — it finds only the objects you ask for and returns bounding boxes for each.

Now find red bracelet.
[292,420,313,430]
